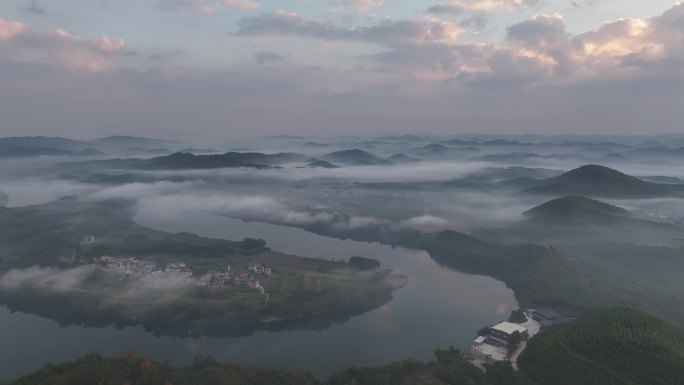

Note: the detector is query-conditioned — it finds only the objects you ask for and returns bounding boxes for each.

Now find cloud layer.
[0,2,681,138]
[234,11,463,44]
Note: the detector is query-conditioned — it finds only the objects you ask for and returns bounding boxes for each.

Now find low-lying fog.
[2,134,684,237]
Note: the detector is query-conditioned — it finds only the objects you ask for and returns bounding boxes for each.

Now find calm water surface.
[0,207,516,380]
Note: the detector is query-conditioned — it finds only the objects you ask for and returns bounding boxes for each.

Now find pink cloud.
[0,19,27,41]
[0,18,127,72]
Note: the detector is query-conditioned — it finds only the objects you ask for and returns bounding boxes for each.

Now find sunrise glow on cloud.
[0,1,681,138]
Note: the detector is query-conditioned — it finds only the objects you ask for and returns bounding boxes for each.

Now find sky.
[0,0,682,140]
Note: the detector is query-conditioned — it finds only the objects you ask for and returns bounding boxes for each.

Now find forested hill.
[523,196,633,224]
[523,165,682,198]
[519,308,684,385]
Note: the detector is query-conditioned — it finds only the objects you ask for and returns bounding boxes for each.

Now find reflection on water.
[0,207,516,380]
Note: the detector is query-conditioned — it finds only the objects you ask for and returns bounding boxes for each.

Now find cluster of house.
[469,308,574,365]
[528,308,574,329]
[470,321,531,363]
[197,262,272,289]
[80,235,98,244]
[93,254,274,291]
[94,256,194,282]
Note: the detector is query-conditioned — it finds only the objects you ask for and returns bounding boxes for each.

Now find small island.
[0,198,408,336]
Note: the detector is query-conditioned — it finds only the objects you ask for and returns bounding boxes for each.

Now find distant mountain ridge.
[60,151,310,171]
[303,159,339,168]
[320,149,393,165]
[385,153,417,163]
[0,147,102,158]
[0,135,183,156]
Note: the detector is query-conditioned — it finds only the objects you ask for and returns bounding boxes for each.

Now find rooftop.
[492,321,527,336]
[535,308,560,320]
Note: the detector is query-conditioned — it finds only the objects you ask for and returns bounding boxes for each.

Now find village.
[81,234,274,291]
[93,256,273,291]
[468,308,575,370]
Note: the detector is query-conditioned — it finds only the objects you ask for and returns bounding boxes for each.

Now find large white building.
[489,322,529,345]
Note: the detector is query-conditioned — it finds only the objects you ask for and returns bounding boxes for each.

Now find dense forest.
[519,308,684,385]
[2,347,530,385]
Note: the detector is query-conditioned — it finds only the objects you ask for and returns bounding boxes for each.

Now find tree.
[121,347,137,365]
[508,309,527,324]
[241,238,266,249]
[141,359,161,385]
[508,331,522,355]
[348,256,380,270]
[433,346,460,363]
[477,326,491,337]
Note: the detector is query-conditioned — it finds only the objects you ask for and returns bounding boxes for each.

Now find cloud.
[157,0,259,13]
[19,0,46,15]
[494,4,684,81]
[234,11,463,45]
[157,0,218,14]
[439,3,683,87]
[0,18,127,72]
[0,265,195,307]
[401,215,449,230]
[428,0,541,14]
[253,51,284,64]
[85,181,197,202]
[506,13,568,49]
[0,266,92,292]
[570,0,599,9]
[330,0,385,14]
[138,193,336,225]
[221,0,260,10]
[0,19,27,41]
[0,4,682,138]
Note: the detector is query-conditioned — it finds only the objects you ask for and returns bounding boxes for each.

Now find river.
[0,207,516,380]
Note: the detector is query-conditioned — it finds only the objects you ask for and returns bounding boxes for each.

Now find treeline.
[5,347,532,385]
[5,350,316,385]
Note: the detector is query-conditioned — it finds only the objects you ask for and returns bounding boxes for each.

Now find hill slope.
[520,308,684,385]
[523,165,679,198]
[320,149,392,165]
[523,196,632,224]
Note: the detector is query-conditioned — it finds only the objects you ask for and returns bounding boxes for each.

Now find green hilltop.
[520,307,684,385]
[524,165,680,198]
